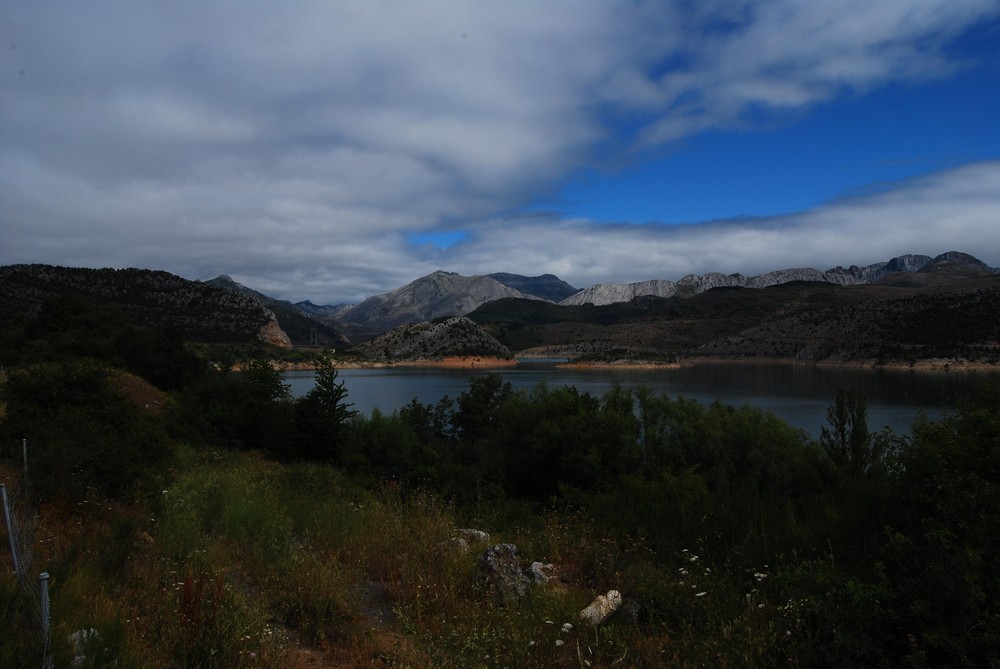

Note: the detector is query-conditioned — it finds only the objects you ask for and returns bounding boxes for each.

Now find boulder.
[476,543,531,604]
[529,561,557,584]
[579,589,622,626]
[455,528,490,545]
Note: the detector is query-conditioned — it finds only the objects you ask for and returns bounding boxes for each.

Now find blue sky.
[548,63,1000,226]
[3,1,1000,304]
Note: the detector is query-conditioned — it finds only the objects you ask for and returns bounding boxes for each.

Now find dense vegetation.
[2,294,999,667]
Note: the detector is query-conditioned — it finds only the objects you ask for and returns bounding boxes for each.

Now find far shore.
[250,355,998,374]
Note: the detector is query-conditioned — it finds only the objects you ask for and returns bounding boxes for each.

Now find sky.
[3,1,1000,305]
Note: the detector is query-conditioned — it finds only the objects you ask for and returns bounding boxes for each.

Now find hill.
[347,316,512,363]
[0,264,291,346]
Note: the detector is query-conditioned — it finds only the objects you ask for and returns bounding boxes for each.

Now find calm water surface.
[283,361,1000,438]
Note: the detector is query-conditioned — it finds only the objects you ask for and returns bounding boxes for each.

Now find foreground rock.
[476,544,532,604]
[580,589,622,626]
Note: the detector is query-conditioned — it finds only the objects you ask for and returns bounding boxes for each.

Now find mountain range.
[1,251,998,364]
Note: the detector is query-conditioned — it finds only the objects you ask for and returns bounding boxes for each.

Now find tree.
[821,388,890,477]
[294,356,357,460]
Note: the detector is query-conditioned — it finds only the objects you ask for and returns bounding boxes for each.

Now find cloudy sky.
[3,1,1000,304]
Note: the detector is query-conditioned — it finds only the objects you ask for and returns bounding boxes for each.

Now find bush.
[0,360,174,501]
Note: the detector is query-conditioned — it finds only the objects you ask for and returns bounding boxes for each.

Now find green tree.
[821,388,891,477]
[294,356,357,460]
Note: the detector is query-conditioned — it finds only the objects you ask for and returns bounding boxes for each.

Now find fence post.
[40,572,52,669]
[1,483,22,579]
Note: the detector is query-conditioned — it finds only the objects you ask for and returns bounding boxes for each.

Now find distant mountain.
[916,251,996,277]
[0,264,291,346]
[826,254,933,283]
[295,300,354,320]
[488,273,580,302]
[560,268,864,306]
[559,252,997,307]
[349,316,512,362]
[337,270,543,332]
[470,269,1000,364]
[207,275,350,347]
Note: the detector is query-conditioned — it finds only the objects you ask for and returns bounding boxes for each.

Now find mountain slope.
[0,264,290,345]
[488,273,580,302]
[207,276,350,347]
[337,270,542,332]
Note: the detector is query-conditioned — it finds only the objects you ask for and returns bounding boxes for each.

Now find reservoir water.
[283,361,1000,438]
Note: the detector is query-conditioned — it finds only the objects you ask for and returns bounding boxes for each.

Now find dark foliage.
[0,360,173,501]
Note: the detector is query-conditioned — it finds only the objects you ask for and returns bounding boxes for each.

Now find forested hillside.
[0,264,278,344]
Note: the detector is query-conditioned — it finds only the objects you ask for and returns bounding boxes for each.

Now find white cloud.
[441,162,1000,290]
[2,1,998,303]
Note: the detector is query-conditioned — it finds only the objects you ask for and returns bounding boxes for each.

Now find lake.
[283,361,1000,438]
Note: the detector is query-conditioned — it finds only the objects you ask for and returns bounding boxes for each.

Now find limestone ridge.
[559,252,998,307]
[827,254,933,283]
[351,316,512,362]
[337,271,543,332]
[560,269,865,307]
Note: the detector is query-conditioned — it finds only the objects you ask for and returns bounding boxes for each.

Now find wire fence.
[2,439,52,668]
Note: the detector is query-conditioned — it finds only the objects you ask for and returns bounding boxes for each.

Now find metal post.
[1,483,22,578]
[39,572,52,669]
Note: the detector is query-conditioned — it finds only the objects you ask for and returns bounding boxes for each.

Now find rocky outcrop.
[257,318,292,348]
[350,316,512,362]
[476,544,532,604]
[579,589,623,626]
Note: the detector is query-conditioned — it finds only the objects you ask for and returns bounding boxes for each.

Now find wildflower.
[561,623,573,633]
[555,639,565,647]
[695,592,707,597]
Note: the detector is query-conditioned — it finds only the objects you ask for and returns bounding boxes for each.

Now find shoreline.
[273,356,519,371]
[259,355,998,374]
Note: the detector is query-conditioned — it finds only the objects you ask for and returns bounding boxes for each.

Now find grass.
[0,448,944,667]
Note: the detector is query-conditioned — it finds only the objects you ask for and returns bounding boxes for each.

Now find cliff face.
[560,268,866,306]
